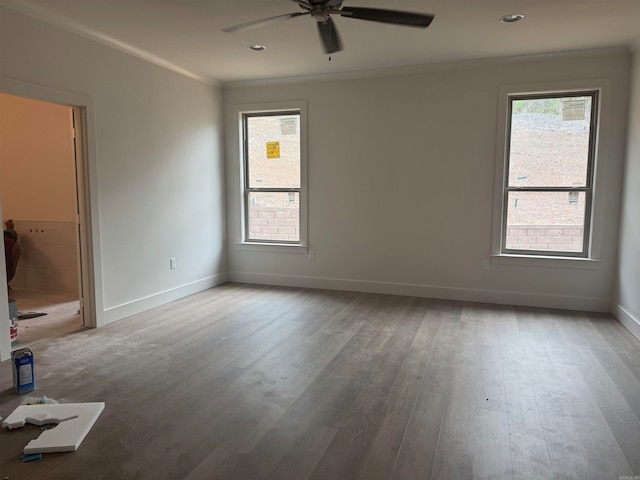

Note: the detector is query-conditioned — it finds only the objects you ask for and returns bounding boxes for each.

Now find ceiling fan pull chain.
[330,18,333,58]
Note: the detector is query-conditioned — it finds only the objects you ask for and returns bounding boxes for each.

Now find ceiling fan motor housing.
[311,10,331,22]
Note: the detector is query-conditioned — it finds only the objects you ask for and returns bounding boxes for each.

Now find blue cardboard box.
[12,348,36,394]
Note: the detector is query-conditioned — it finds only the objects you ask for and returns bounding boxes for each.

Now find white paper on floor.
[2,402,105,454]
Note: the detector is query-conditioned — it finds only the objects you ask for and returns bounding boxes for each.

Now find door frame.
[0,77,104,361]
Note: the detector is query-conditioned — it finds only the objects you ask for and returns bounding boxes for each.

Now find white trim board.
[224,47,629,88]
[2,402,105,454]
[229,272,611,312]
[613,304,640,341]
[103,274,227,325]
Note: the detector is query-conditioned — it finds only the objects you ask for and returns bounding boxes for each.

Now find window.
[242,110,303,244]
[499,90,599,257]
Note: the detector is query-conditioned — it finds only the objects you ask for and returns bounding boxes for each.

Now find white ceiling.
[2,0,639,84]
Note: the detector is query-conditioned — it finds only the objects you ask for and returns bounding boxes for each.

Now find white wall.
[614,46,640,340]
[0,5,226,359]
[225,50,631,311]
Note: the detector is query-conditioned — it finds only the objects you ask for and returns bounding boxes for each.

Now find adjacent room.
[0,0,638,478]
[0,93,85,348]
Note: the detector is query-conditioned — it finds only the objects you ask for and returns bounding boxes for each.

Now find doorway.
[1,93,84,348]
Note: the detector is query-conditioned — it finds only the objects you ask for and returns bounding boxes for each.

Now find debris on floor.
[20,453,42,462]
[17,311,48,320]
[21,395,58,406]
[2,402,105,454]
[11,348,36,394]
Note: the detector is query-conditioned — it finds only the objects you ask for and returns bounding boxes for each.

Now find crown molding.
[0,1,220,87]
[223,46,630,89]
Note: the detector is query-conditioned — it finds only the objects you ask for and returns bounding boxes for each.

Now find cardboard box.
[12,348,36,395]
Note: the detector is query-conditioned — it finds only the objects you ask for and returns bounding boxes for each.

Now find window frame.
[237,101,308,248]
[501,90,599,258]
[491,80,609,267]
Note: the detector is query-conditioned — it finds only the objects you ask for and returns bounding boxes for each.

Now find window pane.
[247,114,300,188]
[508,96,592,187]
[248,192,299,242]
[505,191,586,253]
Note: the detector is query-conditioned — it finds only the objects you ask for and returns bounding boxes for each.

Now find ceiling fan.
[223,0,435,54]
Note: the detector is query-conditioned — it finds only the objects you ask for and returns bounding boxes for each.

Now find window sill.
[490,254,601,270]
[235,242,308,254]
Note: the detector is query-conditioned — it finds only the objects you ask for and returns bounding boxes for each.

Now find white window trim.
[234,100,308,251]
[491,79,612,268]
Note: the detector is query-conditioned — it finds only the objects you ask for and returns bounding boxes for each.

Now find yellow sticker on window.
[266,141,280,159]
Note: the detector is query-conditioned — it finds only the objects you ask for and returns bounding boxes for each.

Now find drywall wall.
[10,220,79,294]
[614,46,640,339]
[0,95,79,293]
[224,50,631,311]
[0,5,226,335]
[0,94,76,222]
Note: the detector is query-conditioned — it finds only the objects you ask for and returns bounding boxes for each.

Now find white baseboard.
[613,304,640,341]
[103,273,227,325]
[229,272,611,312]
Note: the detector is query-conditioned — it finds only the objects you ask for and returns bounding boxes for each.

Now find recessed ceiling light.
[249,44,266,52]
[500,14,524,23]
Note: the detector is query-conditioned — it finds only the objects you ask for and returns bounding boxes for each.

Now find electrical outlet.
[170,258,177,270]
[482,258,490,271]
[307,250,315,260]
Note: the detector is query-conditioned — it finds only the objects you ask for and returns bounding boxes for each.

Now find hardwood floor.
[1,283,639,479]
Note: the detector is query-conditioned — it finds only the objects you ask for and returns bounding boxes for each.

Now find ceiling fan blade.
[317,17,343,54]
[290,0,313,8]
[223,11,309,33]
[338,7,434,28]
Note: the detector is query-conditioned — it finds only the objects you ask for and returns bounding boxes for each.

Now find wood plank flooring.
[1,283,639,479]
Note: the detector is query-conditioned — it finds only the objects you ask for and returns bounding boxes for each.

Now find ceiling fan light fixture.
[248,44,266,51]
[223,1,436,54]
[500,14,524,24]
